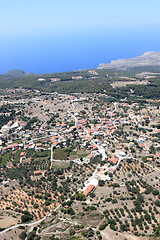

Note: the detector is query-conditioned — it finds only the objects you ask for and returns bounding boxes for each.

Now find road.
[0,203,61,235]
[93,142,106,161]
[67,110,78,126]
[137,125,155,131]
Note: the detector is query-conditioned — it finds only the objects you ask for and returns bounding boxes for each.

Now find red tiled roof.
[34,170,42,175]
[36,143,43,147]
[108,158,118,164]
[87,153,93,159]
[13,143,19,146]
[108,168,116,172]
[155,129,160,133]
[20,152,26,157]
[83,184,95,196]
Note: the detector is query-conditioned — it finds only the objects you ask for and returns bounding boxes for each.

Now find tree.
[149,145,156,154]
[120,224,128,232]
[69,228,75,236]
[99,223,108,230]
[145,185,152,194]
[155,200,160,207]
[112,199,118,204]
[152,189,159,196]
[19,231,27,240]
[98,180,105,187]
[110,223,116,231]
[154,226,160,237]
[21,211,33,223]
[66,207,75,215]
[27,230,36,240]
[33,203,39,209]
[74,193,86,201]
[90,192,95,198]
[109,173,113,178]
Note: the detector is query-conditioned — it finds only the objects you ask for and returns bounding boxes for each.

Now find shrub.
[99,223,108,230]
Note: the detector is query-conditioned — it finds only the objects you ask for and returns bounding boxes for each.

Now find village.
[0,88,160,240]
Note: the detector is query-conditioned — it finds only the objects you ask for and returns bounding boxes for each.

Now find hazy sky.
[1,0,160,73]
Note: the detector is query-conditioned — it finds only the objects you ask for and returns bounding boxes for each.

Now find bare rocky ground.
[0,211,21,228]
[111,80,148,88]
[101,227,157,240]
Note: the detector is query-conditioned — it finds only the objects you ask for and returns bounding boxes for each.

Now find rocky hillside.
[97,51,160,70]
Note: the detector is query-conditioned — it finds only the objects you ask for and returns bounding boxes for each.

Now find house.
[137,138,144,143]
[35,143,43,150]
[117,151,126,158]
[143,115,149,120]
[61,123,67,128]
[25,134,30,139]
[34,170,42,176]
[90,145,98,150]
[129,142,135,148]
[7,145,13,151]
[24,144,29,150]
[106,132,111,137]
[13,143,19,150]
[154,129,160,134]
[20,123,25,129]
[108,157,118,165]
[139,143,145,149]
[83,184,95,196]
[20,152,26,157]
[107,168,116,172]
[85,153,94,162]
[150,137,157,142]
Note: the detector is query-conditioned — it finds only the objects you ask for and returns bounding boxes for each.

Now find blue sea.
[0,28,160,74]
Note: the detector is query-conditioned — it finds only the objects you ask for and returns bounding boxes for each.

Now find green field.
[70,151,77,155]
[12,149,22,164]
[53,148,69,160]
[34,150,50,158]
[0,153,10,166]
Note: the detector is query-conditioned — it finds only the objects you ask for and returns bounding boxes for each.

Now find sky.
[0,0,160,74]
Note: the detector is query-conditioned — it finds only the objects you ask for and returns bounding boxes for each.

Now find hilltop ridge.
[97,51,160,70]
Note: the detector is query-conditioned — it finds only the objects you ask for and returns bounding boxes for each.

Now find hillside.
[97,51,160,70]
[0,63,160,100]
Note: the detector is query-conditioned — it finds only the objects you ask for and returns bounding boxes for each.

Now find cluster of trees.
[117,77,160,99]
[0,110,16,128]
[21,211,33,223]
[24,117,38,130]
[19,227,40,240]
[125,180,140,194]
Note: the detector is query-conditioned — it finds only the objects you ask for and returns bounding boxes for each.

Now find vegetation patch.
[53,148,69,160]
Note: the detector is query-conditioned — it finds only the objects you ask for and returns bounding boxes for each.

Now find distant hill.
[6,69,25,76]
[97,51,160,70]
[6,69,35,76]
